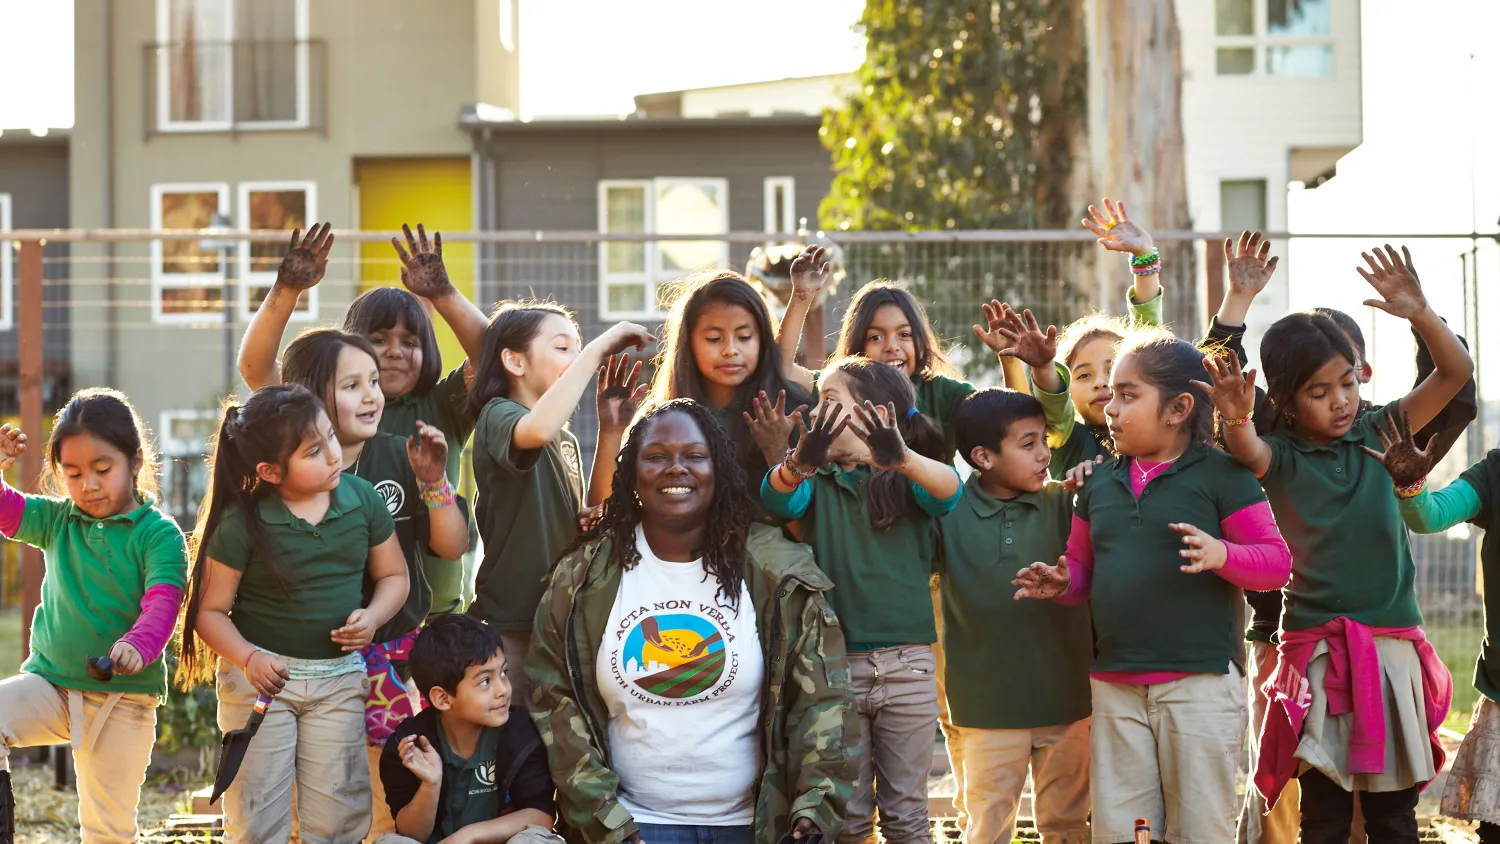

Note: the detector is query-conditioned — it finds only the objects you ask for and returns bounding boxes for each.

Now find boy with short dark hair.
[377,615,559,844]
[937,388,1093,844]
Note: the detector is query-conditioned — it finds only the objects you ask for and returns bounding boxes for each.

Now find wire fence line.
[1,228,1495,721]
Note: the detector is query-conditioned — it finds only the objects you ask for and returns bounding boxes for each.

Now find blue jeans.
[635,823,755,844]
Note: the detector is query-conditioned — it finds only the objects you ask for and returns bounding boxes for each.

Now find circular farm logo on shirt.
[609,605,740,706]
[373,480,404,515]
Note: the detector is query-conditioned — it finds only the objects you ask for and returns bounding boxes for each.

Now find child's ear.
[968,445,994,472]
[131,448,145,480]
[428,686,454,712]
[1359,361,1373,384]
[501,348,526,378]
[255,461,284,485]
[1166,393,1195,427]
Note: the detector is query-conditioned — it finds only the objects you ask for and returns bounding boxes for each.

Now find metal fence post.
[18,240,43,660]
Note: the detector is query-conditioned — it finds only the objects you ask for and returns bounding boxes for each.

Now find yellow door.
[356,158,475,371]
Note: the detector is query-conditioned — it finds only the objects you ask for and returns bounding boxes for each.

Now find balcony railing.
[143,39,327,139]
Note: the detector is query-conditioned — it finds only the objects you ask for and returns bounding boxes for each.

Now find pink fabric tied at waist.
[1254,617,1452,806]
[360,628,423,747]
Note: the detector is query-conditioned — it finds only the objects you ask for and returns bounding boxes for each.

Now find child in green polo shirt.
[0,389,189,844]
[177,384,411,844]
[379,614,559,844]
[1199,245,1473,844]
[937,388,1092,844]
[756,356,962,844]
[466,303,654,708]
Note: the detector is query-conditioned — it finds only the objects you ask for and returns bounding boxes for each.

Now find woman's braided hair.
[573,398,753,610]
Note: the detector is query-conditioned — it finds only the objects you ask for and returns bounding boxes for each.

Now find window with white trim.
[0,194,11,332]
[598,178,729,319]
[155,0,311,131]
[764,177,795,234]
[159,409,219,524]
[151,182,230,323]
[239,180,317,320]
[1215,0,1333,77]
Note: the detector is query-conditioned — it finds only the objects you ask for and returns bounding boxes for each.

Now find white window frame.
[151,181,231,325]
[597,177,730,321]
[154,0,313,133]
[0,194,11,332]
[499,0,515,51]
[159,409,221,456]
[237,180,319,321]
[1214,0,1334,77]
[764,177,796,234]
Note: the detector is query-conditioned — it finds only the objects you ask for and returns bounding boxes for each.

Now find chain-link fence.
[1,227,1493,726]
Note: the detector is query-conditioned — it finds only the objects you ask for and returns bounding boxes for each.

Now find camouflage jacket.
[525,522,859,844]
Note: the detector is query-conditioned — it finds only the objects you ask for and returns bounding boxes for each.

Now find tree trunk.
[1084,0,1197,332]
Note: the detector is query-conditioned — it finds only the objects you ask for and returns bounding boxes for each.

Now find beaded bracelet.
[1129,248,1161,268]
[1131,263,1162,276]
[782,447,817,481]
[1220,410,1253,427]
[418,477,457,509]
[1394,478,1427,499]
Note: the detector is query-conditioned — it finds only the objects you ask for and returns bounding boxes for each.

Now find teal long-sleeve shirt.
[1398,479,1482,534]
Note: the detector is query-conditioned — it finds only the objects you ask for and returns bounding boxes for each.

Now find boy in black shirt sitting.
[378,615,559,844]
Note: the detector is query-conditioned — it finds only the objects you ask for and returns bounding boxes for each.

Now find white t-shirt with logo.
[596,526,765,826]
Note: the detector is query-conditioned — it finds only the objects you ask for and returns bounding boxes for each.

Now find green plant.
[154,651,221,773]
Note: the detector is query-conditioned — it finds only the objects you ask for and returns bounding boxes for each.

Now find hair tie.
[905,407,919,421]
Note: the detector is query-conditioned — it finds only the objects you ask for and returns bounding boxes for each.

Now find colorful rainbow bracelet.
[1131,262,1162,276]
[1129,248,1161,268]
[1394,478,1427,499]
[1220,410,1253,427]
[418,477,456,509]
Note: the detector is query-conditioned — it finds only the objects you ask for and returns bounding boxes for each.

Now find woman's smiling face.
[634,412,715,527]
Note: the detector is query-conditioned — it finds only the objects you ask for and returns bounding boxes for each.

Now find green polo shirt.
[350,433,449,643]
[1032,364,1111,481]
[207,476,396,660]
[763,465,943,646]
[380,364,477,618]
[937,476,1092,728]
[1262,402,1423,632]
[12,492,188,696]
[1075,442,1265,674]
[468,397,586,631]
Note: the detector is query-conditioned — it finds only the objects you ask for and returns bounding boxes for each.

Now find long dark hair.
[1114,328,1217,446]
[1259,312,1359,435]
[343,287,442,395]
[832,280,959,380]
[571,399,752,610]
[825,357,947,529]
[42,387,159,499]
[650,272,811,470]
[466,301,576,418]
[176,385,328,687]
[281,328,381,442]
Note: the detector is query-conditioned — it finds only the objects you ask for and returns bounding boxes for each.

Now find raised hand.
[993,303,1058,369]
[1360,409,1438,489]
[0,424,26,471]
[1082,198,1154,257]
[332,608,378,652]
[1224,231,1279,298]
[1171,523,1227,573]
[851,401,908,470]
[406,421,450,485]
[397,734,444,787]
[392,223,455,300]
[1191,353,1257,421]
[790,245,834,303]
[274,222,334,292]
[597,354,647,434]
[789,400,849,473]
[109,640,145,676]
[1357,245,1428,320]
[593,322,656,357]
[1012,556,1071,600]
[1062,455,1105,491]
[744,390,809,465]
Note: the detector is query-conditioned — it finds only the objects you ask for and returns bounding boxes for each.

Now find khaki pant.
[216,663,372,844]
[1090,670,1247,844]
[930,578,966,827]
[956,720,1091,844]
[841,645,940,844]
[503,629,532,711]
[0,672,158,844]
[1239,641,1300,844]
[374,824,565,844]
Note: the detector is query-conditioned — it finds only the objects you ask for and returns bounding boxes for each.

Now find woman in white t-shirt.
[527,398,858,844]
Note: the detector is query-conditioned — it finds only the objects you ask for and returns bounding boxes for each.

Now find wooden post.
[18,241,43,660]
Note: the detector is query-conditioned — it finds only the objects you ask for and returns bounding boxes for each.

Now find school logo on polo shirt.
[608,606,740,706]
[476,760,497,787]
[559,440,582,482]
[374,480,404,515]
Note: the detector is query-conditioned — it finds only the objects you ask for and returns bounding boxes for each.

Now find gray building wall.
[0,137,71,411]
